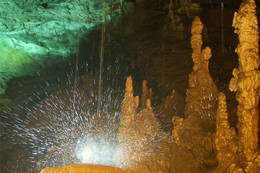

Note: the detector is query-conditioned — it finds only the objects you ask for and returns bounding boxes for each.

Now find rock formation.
[214,1,260,172]
[158,89,185,132]
[117,76,139,168]
[229,0,259,161]
[171,116,183,146]
[170,16,218,172]
[141,80,152,109]
[164,0,184,37]
[215,92,238,172]
[119,76,138,128]
[117,77,161,171]
[185,16,218,129]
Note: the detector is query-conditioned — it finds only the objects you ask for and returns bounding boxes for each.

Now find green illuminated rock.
[0,0,130,94]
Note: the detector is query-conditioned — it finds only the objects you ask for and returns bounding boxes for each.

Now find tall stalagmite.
[185,16,218,128]
[229,0,260,161]
[120,76,138,127]
[117,76,139,168]
[170,16,218,173]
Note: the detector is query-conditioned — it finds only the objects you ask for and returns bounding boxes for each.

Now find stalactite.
[230,0,260,161]
[215,92,238,172]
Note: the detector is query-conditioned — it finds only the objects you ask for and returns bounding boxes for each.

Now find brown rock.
[215,92,238,172]
[230,0,260,161]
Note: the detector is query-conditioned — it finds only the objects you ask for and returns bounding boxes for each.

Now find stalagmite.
[185,16,218,127]
[117,77,161,171]
[215,92,238,172]
[190,16,203,71]
[120,76,138,127]
[136,99,160,137]
[170,16,218,172]
[141,80,152,109]
[117,76,139,168]
[229,0,260,161]
[130,98,161,171]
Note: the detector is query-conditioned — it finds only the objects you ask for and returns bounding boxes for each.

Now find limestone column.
[229,0,259,161]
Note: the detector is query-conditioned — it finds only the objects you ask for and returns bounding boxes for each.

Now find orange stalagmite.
[117,76,139,168]
[117,77,161,171]
[120,76,138,127]
[141,80,152,109]
[170,16,218,172]
[190,16,203,71]
[229,0,260,161]
[185,16,218,128]
[215,93,238,172]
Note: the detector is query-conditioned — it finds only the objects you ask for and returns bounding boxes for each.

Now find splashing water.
[0,54,174,173]
[0,71,124,172]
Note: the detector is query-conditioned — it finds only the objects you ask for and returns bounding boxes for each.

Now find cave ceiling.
[0,0,133,94]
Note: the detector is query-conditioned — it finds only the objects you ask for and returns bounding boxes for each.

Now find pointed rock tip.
[126,76,133,92]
